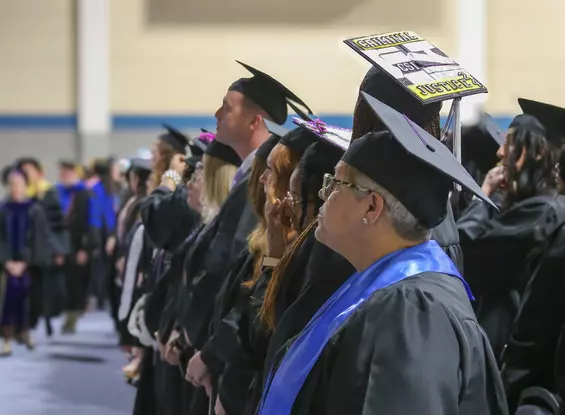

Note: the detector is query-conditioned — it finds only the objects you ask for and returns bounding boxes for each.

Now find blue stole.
[258,240,473,415]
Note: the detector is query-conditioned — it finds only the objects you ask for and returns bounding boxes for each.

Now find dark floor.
[0,311,135,414]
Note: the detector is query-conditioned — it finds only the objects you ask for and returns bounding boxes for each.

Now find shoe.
[0,343,12,357]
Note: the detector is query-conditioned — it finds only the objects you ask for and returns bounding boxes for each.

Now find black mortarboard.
[186,155,202,169]
[228,61,312,125]
[461,113,504,172]
[279,128,320,157]
[130,157,152,173]
[518,98,565,145]
[159,124,190,154]
[256,134,281,162]
[342,92,495,228]
[205,140,242,167]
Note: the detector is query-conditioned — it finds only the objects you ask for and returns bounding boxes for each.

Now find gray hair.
[348,166,431,241]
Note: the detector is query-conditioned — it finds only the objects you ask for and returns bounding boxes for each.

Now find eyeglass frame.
[319,173,374,201]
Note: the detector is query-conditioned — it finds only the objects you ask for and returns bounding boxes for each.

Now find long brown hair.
[244,144,300,289]
[243,157,269,289]
[151,140,177,189]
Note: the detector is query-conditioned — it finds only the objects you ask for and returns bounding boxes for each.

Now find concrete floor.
[0,311,135,415]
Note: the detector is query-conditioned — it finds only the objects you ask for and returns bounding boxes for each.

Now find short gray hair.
[348,166,431,241]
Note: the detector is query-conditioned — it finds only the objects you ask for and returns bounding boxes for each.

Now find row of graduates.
[117,59,565,415]
[0,156,120,356]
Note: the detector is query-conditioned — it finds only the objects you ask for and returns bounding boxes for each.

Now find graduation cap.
[159,124,190,154]
[342,92,495,228]
[461,113,504,172]
[256,134,282,162]
[130,157,152,173]
[205,140,242,167]
[518,98,565,145]
[264,119,291,138]
[229,61,313,125]
[292,118,352,151]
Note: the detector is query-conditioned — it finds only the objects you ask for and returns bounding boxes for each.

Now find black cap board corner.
[229,61,312,124]
[518,98,565,145]
[205,140,242,168]
[264,119,292,138]
[477,112,505,147]
[160,123,190,154]
[358,91,496,213]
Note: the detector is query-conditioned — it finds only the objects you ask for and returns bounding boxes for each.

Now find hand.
[215,396,227,415]
[115,257,125,276]
[54,254,65,267]
[164,331,181,365]
[266,198,288,258]
[201,374,214,398]
[169,154,186,175]
[481,165,505,197]
[10,262,26,277]
[76,250,88,266]
[186,351,209,387]
[105,236,116,257]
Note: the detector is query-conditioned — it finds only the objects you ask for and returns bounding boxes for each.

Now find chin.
[314,224,326,245]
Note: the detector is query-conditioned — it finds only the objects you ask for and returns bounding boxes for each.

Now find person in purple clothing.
[0,168,51,356]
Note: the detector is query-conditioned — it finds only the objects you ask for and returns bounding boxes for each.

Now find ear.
[250,114,264,131]
[365,193,385,225]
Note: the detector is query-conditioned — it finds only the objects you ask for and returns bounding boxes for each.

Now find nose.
[496,143,505,160]
[214,107,222,120]
[259,169,268,184]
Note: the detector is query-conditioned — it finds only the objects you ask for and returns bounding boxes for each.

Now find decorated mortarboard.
[344,31,487,105]
[229,61,313,125]
[292,118,351,151]
[160,124,190,154]
[518,98,565,145]
[130,157,152,172]
[342,91,495,228]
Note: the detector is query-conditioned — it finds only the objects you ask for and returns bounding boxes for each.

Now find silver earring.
[362,218,368,225]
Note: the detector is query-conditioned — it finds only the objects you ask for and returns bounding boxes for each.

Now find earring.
[362,218,368,225]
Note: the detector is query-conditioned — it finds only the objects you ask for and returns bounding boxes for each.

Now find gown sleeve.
[502,223,565,410]
[140,185,199,250]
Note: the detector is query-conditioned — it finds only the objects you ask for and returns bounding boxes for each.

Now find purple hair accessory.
[198,131,216,143]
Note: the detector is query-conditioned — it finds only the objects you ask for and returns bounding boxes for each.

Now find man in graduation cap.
[183,62,313,387]
[257,94,509,415]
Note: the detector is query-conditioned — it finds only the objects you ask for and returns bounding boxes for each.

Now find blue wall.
[0,114,516,131]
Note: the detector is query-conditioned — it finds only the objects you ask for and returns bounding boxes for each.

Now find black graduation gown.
[218,261,273,415]
[25,188,68,326]
[502,221,565,411]
[140,185,200,251]
[181,174,257,349]
[458,193,565,359]
[63,185,93,311]
[264,201,462,379]
[275,272,509,415]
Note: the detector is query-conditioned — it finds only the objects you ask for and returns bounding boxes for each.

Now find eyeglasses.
[319,173,373,201]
